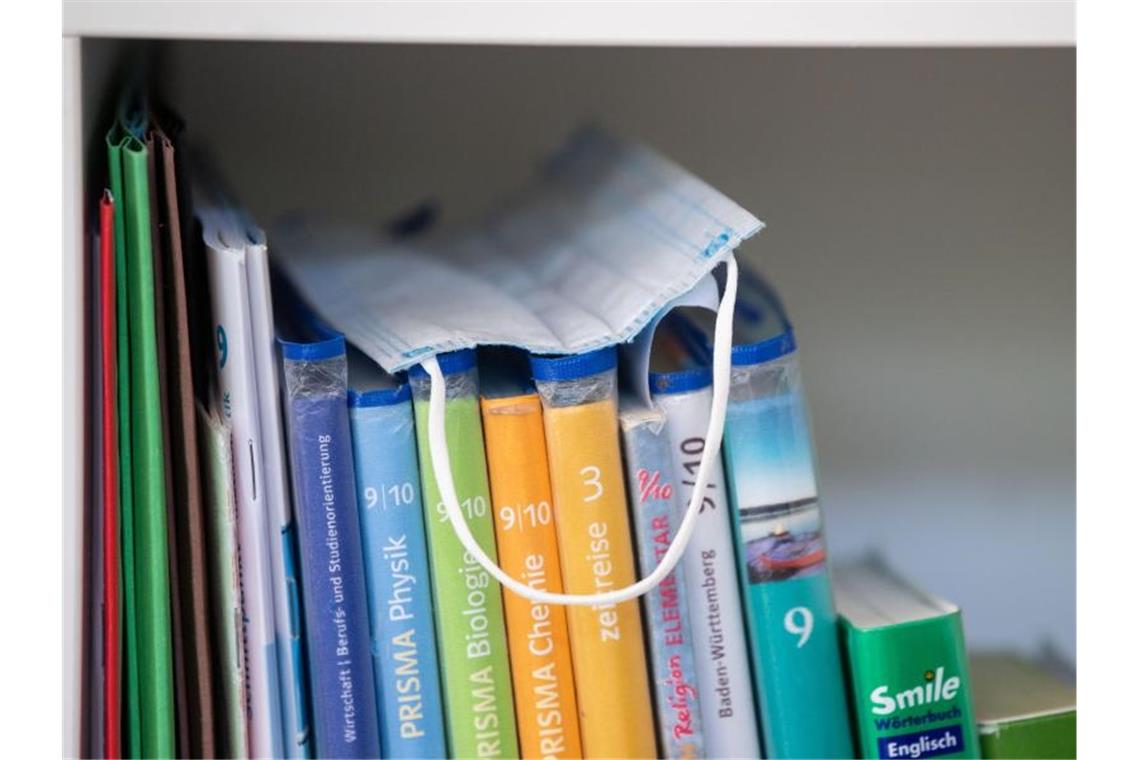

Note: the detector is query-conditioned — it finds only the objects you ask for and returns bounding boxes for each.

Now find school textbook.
[347,352,446,758]
[278,318,380,758]
[648,323,761,759]
[678,268,855,757]
[479,352,582,760]
[532,348,656,759]
[618,395,705,759]
[409,350,519,759]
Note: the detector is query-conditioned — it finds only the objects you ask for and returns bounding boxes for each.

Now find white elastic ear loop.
[424,254,739,607]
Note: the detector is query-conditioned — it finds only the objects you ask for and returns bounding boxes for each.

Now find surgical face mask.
[275,128,762,606]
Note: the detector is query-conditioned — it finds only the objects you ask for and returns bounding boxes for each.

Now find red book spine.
[99,191,121,759]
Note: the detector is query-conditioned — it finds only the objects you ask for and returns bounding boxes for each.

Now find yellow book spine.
[481,393,583,760]
[541,396,656,759]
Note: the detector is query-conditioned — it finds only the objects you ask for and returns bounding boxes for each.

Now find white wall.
[161,42,1075,662]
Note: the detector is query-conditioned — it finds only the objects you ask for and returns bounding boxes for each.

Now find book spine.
[654,384,762,758]
[196,403,251,758]
[533,357,656,759]
[247,242,313,759]
[410,361,519,759]
[721,350,853,757]
[842,613,980,759]
[620,410,705,759]
[481,393,583,759]
[204,237,283,758]
[281,343,381,758]
[348,392,447,759]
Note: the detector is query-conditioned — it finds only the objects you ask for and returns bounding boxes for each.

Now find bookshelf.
[62,3,1076,756]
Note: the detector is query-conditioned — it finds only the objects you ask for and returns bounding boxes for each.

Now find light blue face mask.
[275,128,763,606]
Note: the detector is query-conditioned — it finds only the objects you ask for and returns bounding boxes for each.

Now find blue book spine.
[619,405,706,759]
[721,341,854,758]
[348,385,447,759]
[279,337,381,759]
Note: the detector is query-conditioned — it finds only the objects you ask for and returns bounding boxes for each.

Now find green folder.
[107,121,175,759]
[106,124,141,758]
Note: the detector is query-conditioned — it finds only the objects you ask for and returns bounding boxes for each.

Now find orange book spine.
[541,395,657,758]
[481,393,583,759]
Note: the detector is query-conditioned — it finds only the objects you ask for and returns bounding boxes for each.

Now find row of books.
[84,104,1073,760]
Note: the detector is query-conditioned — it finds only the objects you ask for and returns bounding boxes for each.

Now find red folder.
[100,191,121,759]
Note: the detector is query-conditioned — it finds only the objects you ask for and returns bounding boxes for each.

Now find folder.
[105,123,142,758]
[479,354,582,760]
[98,192,122,760]
[144,126,191,758]
[85,217,106,759]
[107,119,176,759]
[149,119,217,758]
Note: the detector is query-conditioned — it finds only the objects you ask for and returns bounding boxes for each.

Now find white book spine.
[656,385,763,759]
[246,238,311,758]
[205,229,284,759]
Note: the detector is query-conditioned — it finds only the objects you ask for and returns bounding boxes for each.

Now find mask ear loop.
[423,254,739,606]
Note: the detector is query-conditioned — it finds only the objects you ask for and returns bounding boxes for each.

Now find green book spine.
[411,368,518,759]
[121,136,176,759]
[106,126,142,758]
[980,712,1076,759]
[842,611,980,759]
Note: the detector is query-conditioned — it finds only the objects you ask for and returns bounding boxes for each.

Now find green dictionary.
[835,561,980,760]
[409,351,519,759]
[970,653,1075,759]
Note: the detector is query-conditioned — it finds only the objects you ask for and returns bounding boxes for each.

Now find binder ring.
[422,254,739,606]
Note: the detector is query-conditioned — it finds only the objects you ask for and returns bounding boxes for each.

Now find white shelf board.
[64,1,1074,46]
